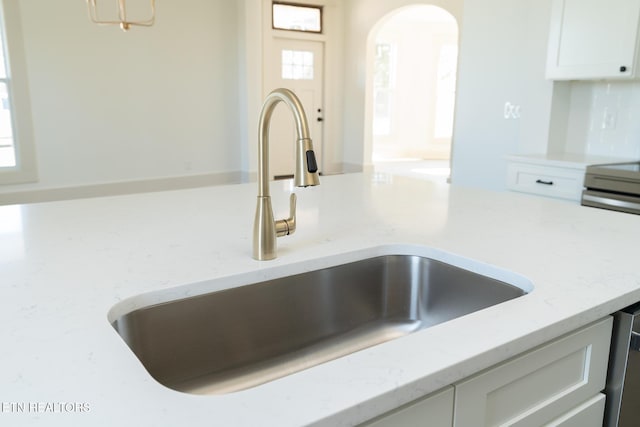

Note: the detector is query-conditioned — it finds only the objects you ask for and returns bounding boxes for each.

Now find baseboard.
[333,162,363,174]
[0,171,244,205]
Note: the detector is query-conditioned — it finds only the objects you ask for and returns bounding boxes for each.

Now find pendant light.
[86,0,155,32]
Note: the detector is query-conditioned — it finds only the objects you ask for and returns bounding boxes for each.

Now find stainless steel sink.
[112,254,527,395]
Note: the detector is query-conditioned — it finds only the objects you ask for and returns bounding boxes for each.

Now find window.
[0,0,37,184]
[272,2,322,33]
[434,44,458,139]
[0,35,15,167]
[373,43,396,136]
[281,49,314,80]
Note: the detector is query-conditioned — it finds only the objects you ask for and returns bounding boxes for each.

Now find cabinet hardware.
[620,66,628,72]
[536,179,554,186]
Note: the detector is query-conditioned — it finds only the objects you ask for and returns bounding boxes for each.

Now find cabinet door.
[453,317,612,427]
[361,386,454,427]
[546,0,640,79]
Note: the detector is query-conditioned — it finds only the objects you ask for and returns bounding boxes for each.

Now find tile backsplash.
[565,81,640,159]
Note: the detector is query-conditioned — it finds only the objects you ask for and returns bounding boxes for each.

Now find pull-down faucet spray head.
[295,137,320,188]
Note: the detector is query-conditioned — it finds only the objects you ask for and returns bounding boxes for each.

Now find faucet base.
[253,196,277,260]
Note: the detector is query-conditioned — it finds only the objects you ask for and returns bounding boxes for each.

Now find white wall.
[1,0,242,197]
[559,81,640,159]
[450,0,554,190]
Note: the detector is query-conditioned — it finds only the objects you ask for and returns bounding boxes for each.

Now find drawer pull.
[536,179,554,186]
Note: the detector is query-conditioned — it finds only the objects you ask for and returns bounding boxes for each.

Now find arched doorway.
[365,5,458,181]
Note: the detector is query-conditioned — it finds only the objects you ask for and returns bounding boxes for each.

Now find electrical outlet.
[513,105,521,119]
[504,102,512,119]
[503,102,521,119]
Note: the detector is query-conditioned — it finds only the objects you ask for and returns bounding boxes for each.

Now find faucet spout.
[253,88,320,260]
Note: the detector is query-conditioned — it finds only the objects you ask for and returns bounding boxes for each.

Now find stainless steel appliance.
[605,303,640,426]
[581,162,640,214]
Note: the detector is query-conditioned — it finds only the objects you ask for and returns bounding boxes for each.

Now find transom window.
[272,2,322,33]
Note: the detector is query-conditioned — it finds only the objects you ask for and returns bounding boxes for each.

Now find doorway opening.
[366,5,459,182]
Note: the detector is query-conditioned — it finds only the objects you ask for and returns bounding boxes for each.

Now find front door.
[264,38,324,178]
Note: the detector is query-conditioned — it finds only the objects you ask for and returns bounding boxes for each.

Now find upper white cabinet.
[546,0,640,79]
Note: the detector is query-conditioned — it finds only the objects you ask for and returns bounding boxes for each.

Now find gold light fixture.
[86,0,155,32]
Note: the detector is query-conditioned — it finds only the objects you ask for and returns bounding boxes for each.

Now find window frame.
[272,2,323,34]
[0,0,37,185]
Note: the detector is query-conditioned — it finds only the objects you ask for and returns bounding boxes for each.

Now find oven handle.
[631,331,640,352]
[582,193,640,212]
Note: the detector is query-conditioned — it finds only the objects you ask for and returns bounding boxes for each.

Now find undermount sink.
[111,251,530,395]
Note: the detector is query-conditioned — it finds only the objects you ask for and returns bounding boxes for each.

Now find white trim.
[0,171,244,206]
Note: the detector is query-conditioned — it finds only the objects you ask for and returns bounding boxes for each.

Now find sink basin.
[111,253,529,395]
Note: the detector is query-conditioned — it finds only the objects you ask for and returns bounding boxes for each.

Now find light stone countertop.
[506,152,637,169]
[1,172,639,426]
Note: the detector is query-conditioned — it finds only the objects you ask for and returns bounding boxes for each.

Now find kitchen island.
[1,172,638,426]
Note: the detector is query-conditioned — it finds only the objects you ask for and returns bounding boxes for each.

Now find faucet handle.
[275,193,297,237]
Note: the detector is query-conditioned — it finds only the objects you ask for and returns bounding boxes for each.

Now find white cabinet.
[506,154,634,201]
[361,387,454,427]
[359,318,612,427]
[546,394,606,427]
[453,317,612,427]
[507,160,585,201]
[546,0,640,80]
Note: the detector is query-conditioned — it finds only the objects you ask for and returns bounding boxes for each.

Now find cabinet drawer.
[507,163,585,201]
[545,394,606,427]
[453,317,612,427]
[361,386,454,427]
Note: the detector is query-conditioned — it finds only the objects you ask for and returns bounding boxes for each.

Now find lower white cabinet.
[361,387,454,427]
[506,161,585,201]
[453,317,612,426]
[546,394,606,427]
[359,317,612,427]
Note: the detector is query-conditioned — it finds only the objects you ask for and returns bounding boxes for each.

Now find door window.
[281,49,314,80]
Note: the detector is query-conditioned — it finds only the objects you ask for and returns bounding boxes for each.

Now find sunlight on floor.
[372,159,450,183]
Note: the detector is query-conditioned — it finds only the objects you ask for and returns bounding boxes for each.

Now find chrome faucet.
[253,88,320,260]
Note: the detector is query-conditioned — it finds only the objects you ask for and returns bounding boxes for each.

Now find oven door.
[581,190,640,215]
[605,306,640,427]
